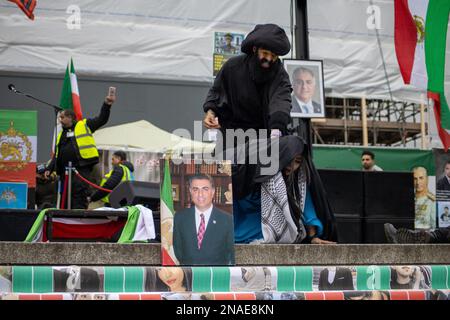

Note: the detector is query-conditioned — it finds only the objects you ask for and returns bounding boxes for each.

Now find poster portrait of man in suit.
[285,60,325,118]
[173,174,235,265]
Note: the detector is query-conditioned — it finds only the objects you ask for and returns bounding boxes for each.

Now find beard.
[250,54,278,84]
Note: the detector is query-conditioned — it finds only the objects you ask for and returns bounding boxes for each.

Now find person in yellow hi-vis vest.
[89,151,134,207]
[45,89,116,209]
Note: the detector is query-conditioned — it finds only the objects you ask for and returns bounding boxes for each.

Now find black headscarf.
[233,135,338,242]
[241,24,291,56]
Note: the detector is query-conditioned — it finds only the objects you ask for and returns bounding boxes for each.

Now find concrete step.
[0,242,449,265]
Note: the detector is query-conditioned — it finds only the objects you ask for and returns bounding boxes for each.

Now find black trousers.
[59,167,91,209]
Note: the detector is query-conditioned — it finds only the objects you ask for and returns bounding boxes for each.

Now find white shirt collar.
[195,204,213,231]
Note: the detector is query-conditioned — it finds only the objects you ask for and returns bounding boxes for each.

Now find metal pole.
[343,98,348,144]
[295,0,309,60]
[56,179,61,209]
[294,0,313,154]
[67,161,72,209]
[420,99,427,149]
[361,97,369,146]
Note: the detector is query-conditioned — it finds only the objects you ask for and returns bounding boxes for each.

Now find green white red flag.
[160,158,178,265]
[52,58,84,154]
[394,0,450,150]
[59,58,83,120]
[25,206,155,243]
[0,110,37,187]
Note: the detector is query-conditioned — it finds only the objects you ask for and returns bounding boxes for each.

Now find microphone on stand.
[7,83,63,111]
[8,84,17,93]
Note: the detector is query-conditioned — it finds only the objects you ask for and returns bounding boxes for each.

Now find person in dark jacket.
[436,160,450,191]
[45,91,115,209]
[318,267,354,291]
[202,24,293,243]
[89,150,134,206]
[35,163,57,209]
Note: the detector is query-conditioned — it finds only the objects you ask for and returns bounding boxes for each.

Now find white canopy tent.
[93,120,215,182]
[93,119,215,154]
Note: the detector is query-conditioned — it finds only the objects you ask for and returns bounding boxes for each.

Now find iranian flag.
[394,0,450,150]
[160,158,178,265]
[0,110,37,188]
[52,58,83,154]
[25,206,155,242]
[60,58,83,120]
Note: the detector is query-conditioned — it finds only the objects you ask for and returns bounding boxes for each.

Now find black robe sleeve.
[202,63,232,127]
[86,102,111,133]
[267,70,292,132]
[203,68,223,114]
[307,155,338,242]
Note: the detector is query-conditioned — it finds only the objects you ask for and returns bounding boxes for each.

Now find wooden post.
[361,97,369,146]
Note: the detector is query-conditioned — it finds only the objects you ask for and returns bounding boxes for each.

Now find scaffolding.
[310,97,426,148]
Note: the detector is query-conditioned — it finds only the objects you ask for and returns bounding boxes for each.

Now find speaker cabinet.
[109,181,160,210]
[318,169,364,217]
[364,171,414,218]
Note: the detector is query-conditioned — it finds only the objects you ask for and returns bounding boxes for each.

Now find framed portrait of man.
[283,59,325,118]
[160,159,235,266]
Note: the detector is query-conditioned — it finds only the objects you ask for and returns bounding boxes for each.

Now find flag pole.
[361,97,369,146]
[420,95,427,150]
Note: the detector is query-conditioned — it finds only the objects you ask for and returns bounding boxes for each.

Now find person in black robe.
[203,23,292,139]
[254,135,337,243]
[202,24,293,243]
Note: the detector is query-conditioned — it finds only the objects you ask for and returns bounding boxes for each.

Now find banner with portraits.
[1,265,449,300]
[434,149,450,228]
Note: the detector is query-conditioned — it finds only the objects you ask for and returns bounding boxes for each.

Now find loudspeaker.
[0,209,40,241]
[109,181,160,210]
[363,217,415,243]
[364,171,414,218]
[318,169,364,217]
[334,214,363,243]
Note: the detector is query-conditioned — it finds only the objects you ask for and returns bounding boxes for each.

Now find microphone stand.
[10,87,63,113]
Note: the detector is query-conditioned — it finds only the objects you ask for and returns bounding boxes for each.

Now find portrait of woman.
[145,267,192,292]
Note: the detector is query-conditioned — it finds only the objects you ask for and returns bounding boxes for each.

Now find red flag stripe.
[429,91,450,151]
[71,93,83,121]
[161,247,176,265]
[42,219,126,241]
[0,162,36,187]
[394,0,417,84]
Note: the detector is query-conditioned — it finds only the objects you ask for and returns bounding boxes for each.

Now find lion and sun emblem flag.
[0,110,37,188]
[0,182,27,209]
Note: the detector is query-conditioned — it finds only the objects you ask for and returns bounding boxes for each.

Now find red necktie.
[197,213,206,249]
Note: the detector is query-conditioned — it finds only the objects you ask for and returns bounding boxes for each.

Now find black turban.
[241,24,291,56]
